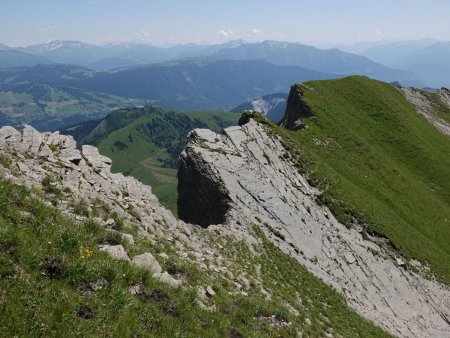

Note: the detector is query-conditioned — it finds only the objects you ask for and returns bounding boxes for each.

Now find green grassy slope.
[82,107,239,213]
[250,76,450,284]
[0,177,389,337]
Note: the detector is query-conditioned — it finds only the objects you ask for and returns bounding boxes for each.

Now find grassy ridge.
[83,107,239,213]
[0,178,389,337]
[259,76,450,283]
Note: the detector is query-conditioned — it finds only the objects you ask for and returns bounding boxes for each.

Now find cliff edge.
[178,113,450,337]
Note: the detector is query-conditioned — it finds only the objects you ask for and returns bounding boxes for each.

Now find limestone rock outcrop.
[178,130,231,227]
[279,85,312,130]
[178,118,450,337]
[0,124,218,289]
[400,87,450,137]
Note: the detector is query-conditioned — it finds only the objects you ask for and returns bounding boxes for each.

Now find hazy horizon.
[1,0,449,48]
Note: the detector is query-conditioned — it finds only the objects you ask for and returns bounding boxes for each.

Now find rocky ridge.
[0,125,248,292]
[400,87,450,137]
[178,116,450,337]
[1,119,450,337]
[5,124,366,336]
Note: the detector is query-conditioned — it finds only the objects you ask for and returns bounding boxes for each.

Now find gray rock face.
[279,85,311,131]
[178,131,231,227]
[400,87,450,137]
[0,126,21,150]
[20,125,44,154]
[81,145,112,172]
[439,87,450,107]
[178,118,450,337]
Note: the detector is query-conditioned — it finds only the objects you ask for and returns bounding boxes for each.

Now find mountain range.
[2,40,247,70]
[0,59,337,114]
[0,38,449,132]
[0,50,53,69]
[0,39,425,85]
[359,40,450,87]
[210,40,418,84]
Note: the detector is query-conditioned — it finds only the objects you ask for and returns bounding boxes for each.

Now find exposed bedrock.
[177,117,450,338]
[279,84,312,130]
[178,131,230,227]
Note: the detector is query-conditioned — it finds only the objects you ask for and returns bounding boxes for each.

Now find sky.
[1,0,450,47]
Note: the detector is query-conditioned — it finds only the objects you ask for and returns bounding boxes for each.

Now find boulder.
[206,285,216,297]
[20,125,43,154]
[0,126,21,150]
[131,253,162,275]
[82,145,112,171]
[99,244,129,261]
[158,272,182,287]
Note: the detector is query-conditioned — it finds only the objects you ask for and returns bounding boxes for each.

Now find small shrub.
[74,200,89,217]
[49,143,59,153]
[0,255,15,278]
[128,205,141,221]
[267,224,286,241]
[44,256,66,279]
[41,175,61,195]
[110,211,124,230]
[0,154,12,169]
[98,231,122,245]
[77,305,95,319]
[229,328,244,338]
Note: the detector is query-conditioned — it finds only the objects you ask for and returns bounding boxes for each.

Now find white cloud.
[218,29,235,38]
[374,29,384,37]
[136,30,152,41]
[38,25,58,33]
[251,28,262,35]
[141,30,151,38]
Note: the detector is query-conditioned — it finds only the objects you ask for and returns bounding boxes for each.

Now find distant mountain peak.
[26,40,94,53]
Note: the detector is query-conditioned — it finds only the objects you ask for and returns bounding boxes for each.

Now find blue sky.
[1,0,449,46]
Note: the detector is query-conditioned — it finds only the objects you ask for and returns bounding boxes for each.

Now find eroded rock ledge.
[178,129,231,227]
[279,84,312,130]
[178,117,450,337]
